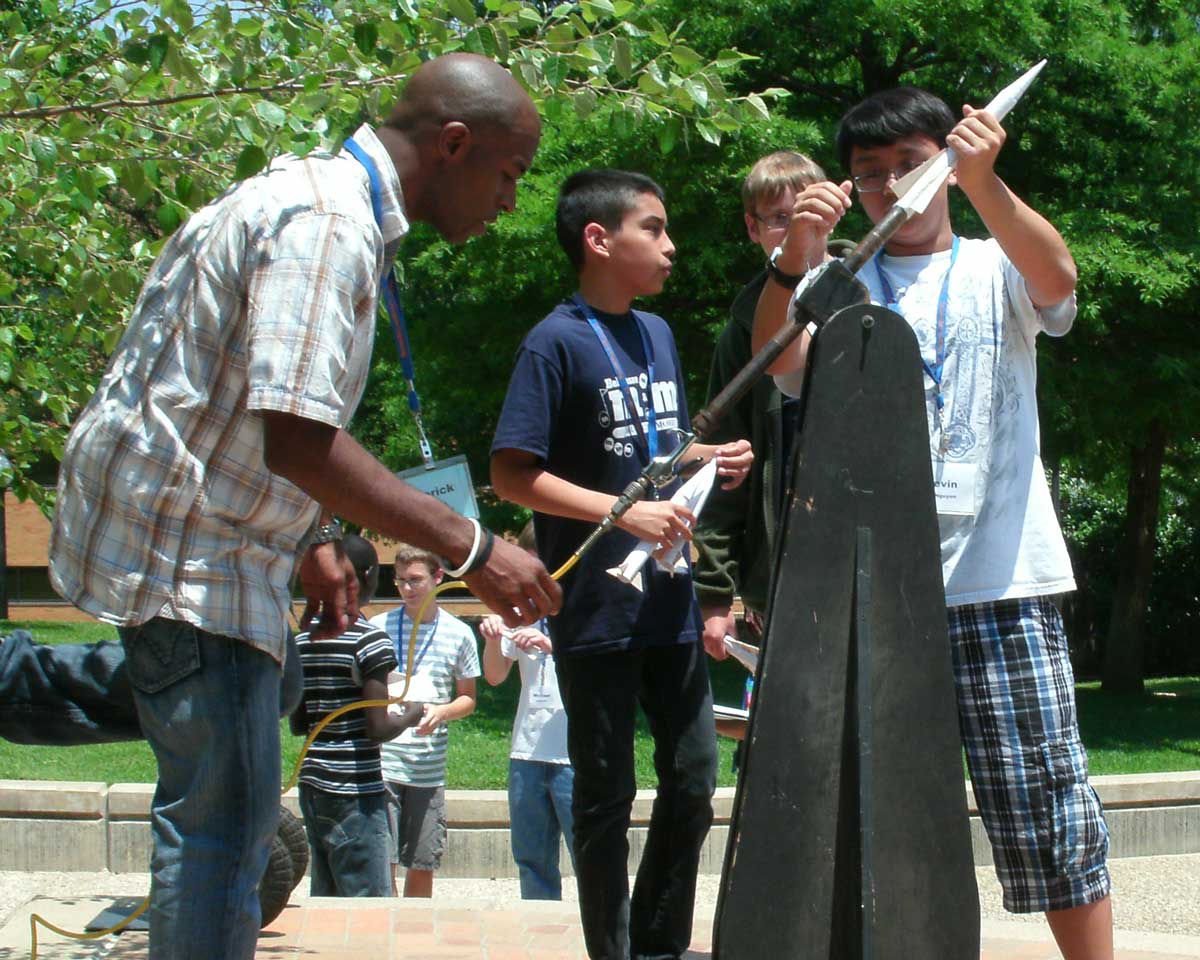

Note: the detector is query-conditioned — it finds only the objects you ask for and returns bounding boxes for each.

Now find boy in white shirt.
[369,543,480,897]
[480,521,575,900]
[753,86,1112,959]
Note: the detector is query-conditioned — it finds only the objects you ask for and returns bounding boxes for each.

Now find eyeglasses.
[851,160,928,194]
[751,211,791,231]
[397,576,432,589]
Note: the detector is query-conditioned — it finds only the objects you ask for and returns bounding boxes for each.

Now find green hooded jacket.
[692,270,788,615]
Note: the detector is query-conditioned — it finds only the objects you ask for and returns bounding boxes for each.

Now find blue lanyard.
[874,235,960,412]
[343,138,434,467]
[572,294,658,460]
[396,608,440,672]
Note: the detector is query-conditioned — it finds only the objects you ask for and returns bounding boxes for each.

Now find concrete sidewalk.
[3,859,1198,959]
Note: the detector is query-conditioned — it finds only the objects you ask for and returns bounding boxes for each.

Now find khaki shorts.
[385,781,446,871]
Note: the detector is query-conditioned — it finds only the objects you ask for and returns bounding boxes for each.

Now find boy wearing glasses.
[369,544,480,898]
[694,151,830,661]
[753,87,1113,959]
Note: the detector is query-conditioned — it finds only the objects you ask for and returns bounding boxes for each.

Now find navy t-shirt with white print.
[491,299,702,657]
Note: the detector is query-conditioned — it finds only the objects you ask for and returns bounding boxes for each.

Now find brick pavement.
[6,895,1198,960]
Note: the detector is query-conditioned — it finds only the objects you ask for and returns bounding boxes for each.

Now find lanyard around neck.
[343,137,434,468]
[397,607,440,671]
[874,234,960,412]
[572,293,657,460]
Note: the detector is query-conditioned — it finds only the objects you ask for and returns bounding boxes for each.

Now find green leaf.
[235,17,262,38]
[147,33,170,72]
[695,118,721,145]
[716,48,754,69]
[235,145,269,180]
[161,0,193,32]
[745,94,770,121]
[157,204,181,233]
[446,0,478,25]
[31,135,57,166]
[543,55,567,91]
[711,112,740,133]
[658,117,680,154]
[516,7,543,28]
[613,36,633,78]
[354,22,378,55]
[670,45,703,71]
[572,87,598,118]
[638,69,667,96]
[255,100,287,128]
[683,77,708,109]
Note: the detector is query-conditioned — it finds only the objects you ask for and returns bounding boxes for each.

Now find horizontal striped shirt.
[296,617,398,795]
[370,606,480,788]
[49,125,408,661]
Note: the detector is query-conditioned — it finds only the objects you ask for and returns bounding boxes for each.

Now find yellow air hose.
[29,552,582,958]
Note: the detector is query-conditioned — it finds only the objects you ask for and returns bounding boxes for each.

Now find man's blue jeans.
[298,784,392,896]
[119,618,282,960]
[508,757,576,900]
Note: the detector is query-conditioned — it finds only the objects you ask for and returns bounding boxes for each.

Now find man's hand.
[461,536,561,630]
[702,605,735,660]
[713,439,753,490]
[298,541,359,639]
[617,500,696,551]
[948,105,1005,197]
[776,180,854,274]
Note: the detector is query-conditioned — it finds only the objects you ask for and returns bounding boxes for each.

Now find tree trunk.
[0,491,7,621]
[1101,420,1167,694]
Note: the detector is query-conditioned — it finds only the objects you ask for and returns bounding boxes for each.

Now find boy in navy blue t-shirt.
[491,169,752,960]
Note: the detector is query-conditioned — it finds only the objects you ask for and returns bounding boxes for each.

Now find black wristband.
[766,251,805,290]
[463,527,495,575]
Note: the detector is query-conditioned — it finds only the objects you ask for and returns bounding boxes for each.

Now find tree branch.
[1,71,412,121]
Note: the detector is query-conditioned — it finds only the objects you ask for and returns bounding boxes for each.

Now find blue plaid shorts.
[949,595,1111,913]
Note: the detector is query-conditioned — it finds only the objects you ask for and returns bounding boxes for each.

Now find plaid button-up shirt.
[50,125,408,662]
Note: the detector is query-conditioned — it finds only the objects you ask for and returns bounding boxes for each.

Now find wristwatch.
[767,248,806,290]
[310,520,343,545]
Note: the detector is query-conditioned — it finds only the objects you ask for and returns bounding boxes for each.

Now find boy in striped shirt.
[292,535,422,897]
[369,544,481,897]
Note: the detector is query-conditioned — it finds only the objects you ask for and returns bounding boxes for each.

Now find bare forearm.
[492,457,617,524]
[961,174,1076,307]
[442,694,475,722]
[262,413,474,565]
[752,279,810,375]
[481,641,512,686]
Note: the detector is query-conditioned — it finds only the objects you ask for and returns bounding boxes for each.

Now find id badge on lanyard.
[931,459,978,517]
[527,652,557,708]
[344,137,479,510]
[875,238,976,517]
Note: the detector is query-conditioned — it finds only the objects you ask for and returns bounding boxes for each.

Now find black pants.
[556,639,718,960]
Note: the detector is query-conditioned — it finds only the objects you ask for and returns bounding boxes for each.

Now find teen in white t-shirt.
[753,84,1113,955]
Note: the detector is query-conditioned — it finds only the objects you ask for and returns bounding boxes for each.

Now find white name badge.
[528,687,559,709]
[397,454,479,519]
[931,460,978,517]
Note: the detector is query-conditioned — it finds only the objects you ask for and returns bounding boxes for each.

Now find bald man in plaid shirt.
[47,54,559,960]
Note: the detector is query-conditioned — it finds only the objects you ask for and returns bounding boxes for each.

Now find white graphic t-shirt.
[779,237,1077,606]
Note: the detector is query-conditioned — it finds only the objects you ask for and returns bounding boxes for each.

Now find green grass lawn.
[3,619,1196,789]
